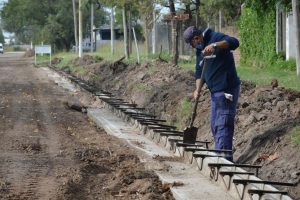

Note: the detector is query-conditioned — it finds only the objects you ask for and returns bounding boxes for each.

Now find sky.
[0,0,7,8]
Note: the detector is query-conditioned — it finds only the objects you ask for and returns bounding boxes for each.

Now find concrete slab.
[42,67,78,92]
[88,108,236,200]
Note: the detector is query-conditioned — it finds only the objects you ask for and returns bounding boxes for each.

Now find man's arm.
[194,51,203,98]
[203,33,239,55]
[194,79,201,99]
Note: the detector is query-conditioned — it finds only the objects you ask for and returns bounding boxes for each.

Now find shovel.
[183,54,216,144]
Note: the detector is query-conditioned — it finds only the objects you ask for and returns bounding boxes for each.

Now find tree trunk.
[122,6,129,59]
[143,22,150,56]
[90,3,94,53]
[128,10,132,54]
[195,0,200,28]
[219,10,222,32]
[184,3,192,26]
[169,0,178,65]
[72,0,78,53]
[292,0,300,76]
[111,6,115,55]
[78,0,83,58]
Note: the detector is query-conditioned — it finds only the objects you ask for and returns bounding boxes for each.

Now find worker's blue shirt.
[195,29,240,93]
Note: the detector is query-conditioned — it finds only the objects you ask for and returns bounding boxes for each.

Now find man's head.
[183,26,203,48]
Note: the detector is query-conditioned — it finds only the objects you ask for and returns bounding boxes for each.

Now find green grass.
[69,65,87,76]
[179,62,195,71]
[134,83,150,91]
[35,54,51,64]
[4,46,27,52]
[291,126,300,145]
[176,97,192,129]
[237,65,300,91]
[53,52,77,68]
[96,41,149,64]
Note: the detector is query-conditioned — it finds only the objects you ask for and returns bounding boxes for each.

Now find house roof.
[94,25,121,31]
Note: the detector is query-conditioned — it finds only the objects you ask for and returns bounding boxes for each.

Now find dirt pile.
[23,49,35,57]
[71,55,102,66]
[56,58,300,199]
[51,57,62,65]
[59,132,174,200]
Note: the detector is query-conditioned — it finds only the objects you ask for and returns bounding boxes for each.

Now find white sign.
[34,45,52,66]
[35,45,51,54]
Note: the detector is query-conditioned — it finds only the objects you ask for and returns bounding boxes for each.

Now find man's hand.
[194,89,200,99]
[203,44,215,55]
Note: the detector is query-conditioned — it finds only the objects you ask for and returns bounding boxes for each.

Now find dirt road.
[0,53,173,200]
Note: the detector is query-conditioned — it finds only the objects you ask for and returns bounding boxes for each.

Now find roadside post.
[35,45,52,66]
[163,13,189,65]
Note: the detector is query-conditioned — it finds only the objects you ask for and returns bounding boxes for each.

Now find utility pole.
[292,0,300,76]
[78,0,83,58]
[152,9,157,54]
[111,6,115,55]
[122,6,129,59]
[128,10,132,54]
[90,3,94,53]
[72,0,78,53]
[163,13,189,65]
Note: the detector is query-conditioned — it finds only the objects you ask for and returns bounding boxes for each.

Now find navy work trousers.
[210,85,240,162]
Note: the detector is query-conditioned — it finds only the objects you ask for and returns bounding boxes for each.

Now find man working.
[183,26,240,162]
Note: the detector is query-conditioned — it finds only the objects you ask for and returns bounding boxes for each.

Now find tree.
[72,0,79,53]
[1,0,52,44]
[1,0,106,51]
[292,0,300,76]
[101,0,144,59]
[199,0,245,27]
[168,0,179,65]
[0,29,5,44]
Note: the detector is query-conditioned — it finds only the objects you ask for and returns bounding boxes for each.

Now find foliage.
[198,0,245,25]
[0,29,4,44]
[239,0,300,69]
[239,6,276,67]
[1,0,108,50]
[273,58,296,71]
[291,126,300,145]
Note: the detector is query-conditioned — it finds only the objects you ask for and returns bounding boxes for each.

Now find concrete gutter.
[88,108,235,200]
[44,66,295,200]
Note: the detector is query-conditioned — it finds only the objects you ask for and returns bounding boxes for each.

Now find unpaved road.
[0,53,173,200]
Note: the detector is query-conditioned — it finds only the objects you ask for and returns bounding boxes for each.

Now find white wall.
[286,12,296,60]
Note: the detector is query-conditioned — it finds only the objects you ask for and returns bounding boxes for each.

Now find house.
[94,25,123,41]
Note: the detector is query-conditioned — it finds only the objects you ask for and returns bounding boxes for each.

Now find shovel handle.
[189,54,215,128]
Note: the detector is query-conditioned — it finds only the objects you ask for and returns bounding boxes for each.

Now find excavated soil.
[54,56,300,199]
[0,53,174,200]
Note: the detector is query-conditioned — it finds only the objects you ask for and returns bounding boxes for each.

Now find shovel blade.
[183,126,198,144]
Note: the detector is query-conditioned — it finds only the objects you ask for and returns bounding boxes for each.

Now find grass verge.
[50,42,300,92]
[291,126,300,145]
[237,65,300,91]
[176,97,192,129]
